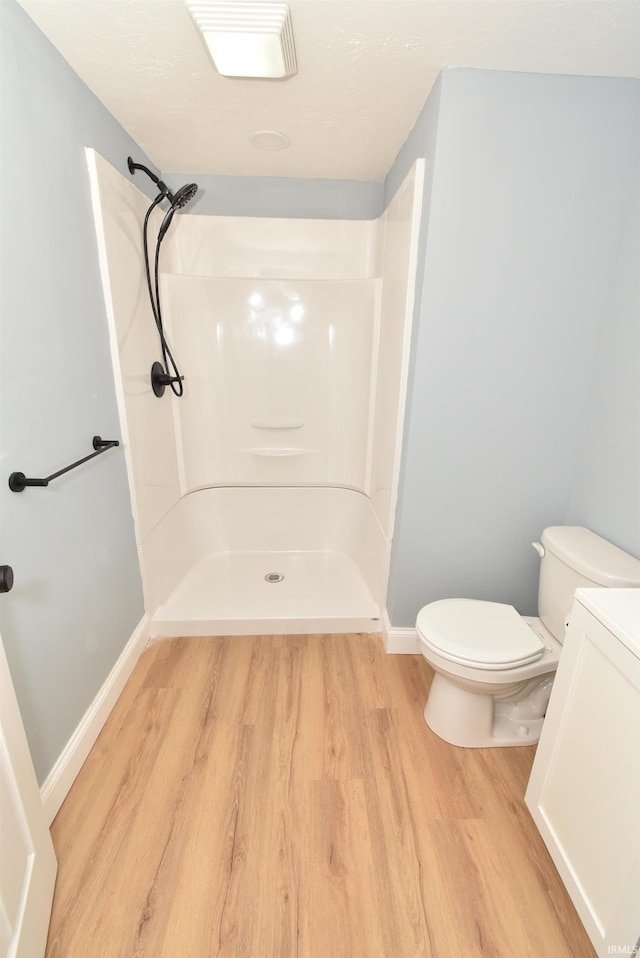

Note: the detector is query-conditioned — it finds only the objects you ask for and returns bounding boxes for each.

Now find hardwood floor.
[46,634,596,958]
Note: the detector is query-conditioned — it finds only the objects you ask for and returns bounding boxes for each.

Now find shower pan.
[144,486,385,635]
[87,149,424,639]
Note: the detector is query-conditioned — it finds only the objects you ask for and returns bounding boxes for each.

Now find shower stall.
[87,150,423,638]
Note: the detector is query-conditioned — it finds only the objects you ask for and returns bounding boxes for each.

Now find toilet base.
[424,673,546,748]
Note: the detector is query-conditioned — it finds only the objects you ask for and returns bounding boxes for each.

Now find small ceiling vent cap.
[250,130,291,150]
[187,1,298,78]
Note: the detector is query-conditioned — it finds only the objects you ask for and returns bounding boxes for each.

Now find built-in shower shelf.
[242,447,316,457]
[250,421,304,429]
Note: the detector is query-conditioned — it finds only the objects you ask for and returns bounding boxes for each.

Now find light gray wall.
[0,0,146,783]
[566,166,640,554]
[162,172,383,219]
[386,68,640,628]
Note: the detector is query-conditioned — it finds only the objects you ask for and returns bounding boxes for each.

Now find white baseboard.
[382,610,419,654]
[40,614,150,825]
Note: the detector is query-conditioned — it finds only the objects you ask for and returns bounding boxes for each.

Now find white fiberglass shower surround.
[88,150,423,639]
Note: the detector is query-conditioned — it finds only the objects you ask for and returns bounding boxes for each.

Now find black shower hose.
[142,196,185,397]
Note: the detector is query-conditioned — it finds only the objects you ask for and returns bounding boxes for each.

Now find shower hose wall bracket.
[151,361,184,398]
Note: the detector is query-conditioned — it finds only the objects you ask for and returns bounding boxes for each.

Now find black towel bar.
[8,436,120,492]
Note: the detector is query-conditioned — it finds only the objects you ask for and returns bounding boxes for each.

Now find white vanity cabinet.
[525,588,640,958]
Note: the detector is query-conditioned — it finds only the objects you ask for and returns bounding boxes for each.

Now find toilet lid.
[416,599,545,670]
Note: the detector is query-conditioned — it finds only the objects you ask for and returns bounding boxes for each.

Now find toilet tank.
[538,526,640,643]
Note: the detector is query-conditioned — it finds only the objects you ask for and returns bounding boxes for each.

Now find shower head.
[157,183,199,241]
[127,157,199,211]
[172,182,199,210]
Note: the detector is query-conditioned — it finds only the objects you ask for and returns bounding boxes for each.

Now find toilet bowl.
[416,600,561,747]
[415,526,640,748]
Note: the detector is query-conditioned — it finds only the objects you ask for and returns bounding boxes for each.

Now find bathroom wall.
[566,165,640,555]
[386,68,640,628]
[0,0,146,783]
[162,172,383,220]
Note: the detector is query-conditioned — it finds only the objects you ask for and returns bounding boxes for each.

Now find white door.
[0,628,57,958]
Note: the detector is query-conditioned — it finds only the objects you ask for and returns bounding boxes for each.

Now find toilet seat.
[416,598,545,671]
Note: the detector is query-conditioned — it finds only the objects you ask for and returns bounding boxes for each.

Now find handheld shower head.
[172,182,199,210]
[157,183,199,240]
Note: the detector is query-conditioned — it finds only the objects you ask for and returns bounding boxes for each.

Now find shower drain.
[264,572,284,583]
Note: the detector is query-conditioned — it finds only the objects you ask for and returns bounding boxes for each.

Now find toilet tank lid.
[541,526,640,587]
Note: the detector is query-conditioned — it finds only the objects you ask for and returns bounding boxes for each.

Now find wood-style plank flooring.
[46,634,596,957]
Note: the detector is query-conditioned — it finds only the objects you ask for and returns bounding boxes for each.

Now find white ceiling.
[17,0,640,181]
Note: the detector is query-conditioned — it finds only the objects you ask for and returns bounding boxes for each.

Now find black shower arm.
[127,157,172,200]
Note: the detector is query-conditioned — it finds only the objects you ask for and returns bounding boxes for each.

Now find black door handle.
[0,565,14,593]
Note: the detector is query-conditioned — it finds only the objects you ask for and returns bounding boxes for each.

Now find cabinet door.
[525,599,640,958]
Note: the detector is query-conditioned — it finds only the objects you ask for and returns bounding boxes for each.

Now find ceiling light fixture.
[186,1,297,79]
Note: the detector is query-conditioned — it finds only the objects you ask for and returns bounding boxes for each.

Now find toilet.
[416,526,640,748]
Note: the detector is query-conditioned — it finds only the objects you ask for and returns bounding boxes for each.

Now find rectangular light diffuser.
[186,1,297,78]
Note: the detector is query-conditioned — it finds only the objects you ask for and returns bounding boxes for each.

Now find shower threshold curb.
[149,613,382,638]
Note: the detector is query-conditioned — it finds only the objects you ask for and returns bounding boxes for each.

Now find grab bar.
[8,436,120,492]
